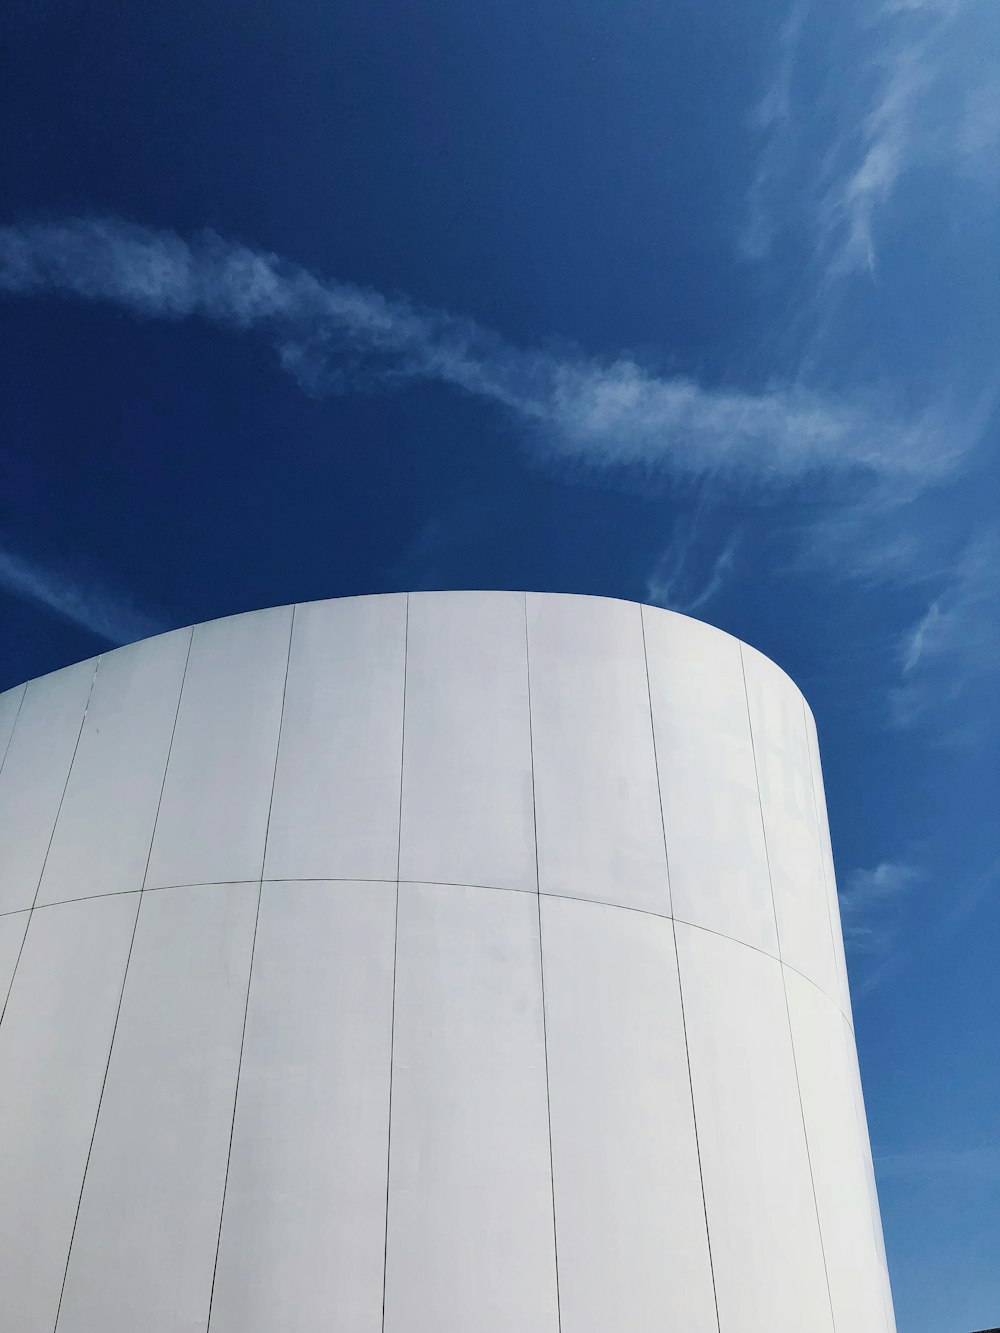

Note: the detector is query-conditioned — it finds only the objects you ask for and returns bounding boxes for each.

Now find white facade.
[0,591,895,1333]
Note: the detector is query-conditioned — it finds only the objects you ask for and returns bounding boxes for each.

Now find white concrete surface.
[0,658,96,915]
[145,608,291,890]
[264,595,406,883]
[209,879,396,1333]
[0,910,29,1016]
[540,893,717,1333]
[0,682,25,766]
[0,591,896,1333]
[57,881,259,1333]
[677,920,834,1333]
[0,893,139,1333]
[642,606,777,955]
[785,967,887,1332]
[527,593,669,913]
[743,642,840,999]
[37,628,190,907]
[384,880,558,1333]
[400,591,535,892]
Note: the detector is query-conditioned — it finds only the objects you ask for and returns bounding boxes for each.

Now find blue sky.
[1,1,998,1325]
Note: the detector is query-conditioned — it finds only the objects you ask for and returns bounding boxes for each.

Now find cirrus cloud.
[0,215,968,485]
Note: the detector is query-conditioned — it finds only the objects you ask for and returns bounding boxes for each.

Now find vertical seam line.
[2,657,101,1034]
[52,628,194,1332]
[380,592,408,1333]
[0,682,28,1010]
[642,605,721,1333]
[800,698,850,1015]
[0,681,27,778]
[740,645,784,954]
[524,592,563,1333]
[740,643,838,1333]
[205,605,296,1331]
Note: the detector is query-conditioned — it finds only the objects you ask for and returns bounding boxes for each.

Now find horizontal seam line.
[9,874,534,904]
[2,878,853,1023]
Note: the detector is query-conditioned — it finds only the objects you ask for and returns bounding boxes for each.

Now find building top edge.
[1,590,814,713]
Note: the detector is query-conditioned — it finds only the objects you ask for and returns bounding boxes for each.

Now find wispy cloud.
[0,216,967,485]
[891,527,1000,727]
[747,0,997,284]
[740,0,811,261]
[875,1145,1000,1182]
[840,860,925,951]
[646,519,742,615]
[745,1,998,736]
[0,545,161,644]
[856,853,1000,1000]
[815,20,938,282]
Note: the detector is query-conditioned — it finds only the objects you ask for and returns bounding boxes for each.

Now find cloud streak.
[646,518,742,615]
[839,860,924,951]
[748,0,997,284]
[875,1145,1000,1182]
[892,527,1000,727]
[0,216,965,485]
[740,0,811,262]
[815,20,938,281]
[0,545,162,645]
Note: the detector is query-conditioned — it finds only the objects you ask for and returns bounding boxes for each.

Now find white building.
[0,591,896,1332]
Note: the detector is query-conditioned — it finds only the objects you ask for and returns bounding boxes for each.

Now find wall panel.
[786,969,888,1332]
[844,1015,898,1333]
[541,894,717,1333]
[0,659,96,915]
[209,880,395,1333]
[0,894,138,1333]
[644,606,777,955]
[803,705,854,1021]
[38,629,191,906]
[146,609,290,889]
[383,881,559,1333]
[677,921,834,1333]
[264,596,406,882]
[56,882,258,1333]
[743,645,839,1000]
[0,682,25,766]
[399,591,535,892]
[0,910,29,1012]
[527,594,668,912]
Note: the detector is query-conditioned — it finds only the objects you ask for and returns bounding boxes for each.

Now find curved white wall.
[0,591,895,1333]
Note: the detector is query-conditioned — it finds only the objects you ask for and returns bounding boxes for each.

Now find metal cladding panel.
[209,880,395,1333]
[0,682,26,763]
[676,920,835,1333]
[0,894,138,1333]
[742,643,839,1001]
[264,596,406,882]
[844,1014,898,1333]
[0,658,96,915]
[145,608,291,890]
[399,591,536,892]
[785,969,889,1332]
[0,911,28,1013]
[803,705,854,1023]
[643,605,778,957]
[540,894,717,1333]
[383,882,559,1333]
[37,629,191,907]
[56,882,258,1333]
[526,594,669,913]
